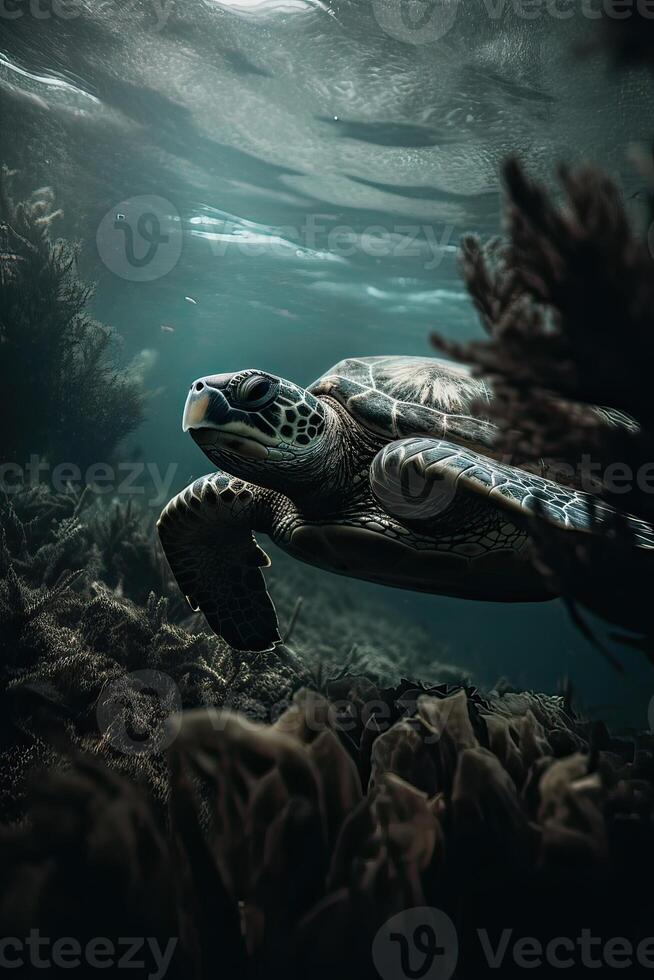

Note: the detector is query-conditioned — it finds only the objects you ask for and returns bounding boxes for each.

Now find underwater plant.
[0,482,476,821]
[1,12,654,977]
[426,14,654,667]
[432,154,654,662]
[0,175,145,472]
[0,484,305,822]
[2,486,651,975]
[434,158,654,516]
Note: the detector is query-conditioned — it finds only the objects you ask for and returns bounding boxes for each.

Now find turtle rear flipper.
[157,474,281,653]
[371,437,654,549]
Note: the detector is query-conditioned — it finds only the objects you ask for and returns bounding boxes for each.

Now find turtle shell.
[309,355,496,449]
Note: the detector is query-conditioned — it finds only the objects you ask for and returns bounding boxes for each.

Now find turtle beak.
[182,379,230,434]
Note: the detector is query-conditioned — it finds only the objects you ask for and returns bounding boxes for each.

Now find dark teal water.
[3,2,654,722]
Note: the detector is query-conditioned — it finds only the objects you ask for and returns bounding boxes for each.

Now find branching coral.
[0,487,310,823]
[2,21,653,970]
[428,20,654,658]
[434,159,654,510]
[1,336,650,970]
[0,175,145,470]
[433,155,654,657]
[0,481,477,822]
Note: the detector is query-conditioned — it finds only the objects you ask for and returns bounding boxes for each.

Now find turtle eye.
[233,374,279,410]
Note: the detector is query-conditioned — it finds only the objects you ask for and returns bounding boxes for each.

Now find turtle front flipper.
[157,473,281,652]
[371,437,654,548]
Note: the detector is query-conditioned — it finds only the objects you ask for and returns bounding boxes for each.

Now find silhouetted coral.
[0,479,476,823]
[0,487,311,823]
[2,688,652,978]
[433,157,654,659]
[434,159,654,513]
[1,428,650,976]
[0,758,193,979]
[0,176,145,471]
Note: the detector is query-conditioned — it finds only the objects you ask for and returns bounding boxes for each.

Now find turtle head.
[182,369,330,489]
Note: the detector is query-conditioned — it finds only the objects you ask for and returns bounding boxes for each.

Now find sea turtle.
[157,355,654,652]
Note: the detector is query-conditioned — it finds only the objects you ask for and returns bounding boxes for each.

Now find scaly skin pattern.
[157,472,288,650]
[158,470,290,535]
[260,408,545,601]
[196,394,379,504]
[269,475,543,601]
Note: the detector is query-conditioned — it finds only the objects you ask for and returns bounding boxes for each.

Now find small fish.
[160,324,175,334]
[185,295,198,305]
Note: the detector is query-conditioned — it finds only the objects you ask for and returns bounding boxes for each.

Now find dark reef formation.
[2,685,653,978]
[433,159,654,513]
[0,486,296,823]
[433,155,654,665]
[0,484,469,824]
[2,483,654,976]
[0,175,145,469]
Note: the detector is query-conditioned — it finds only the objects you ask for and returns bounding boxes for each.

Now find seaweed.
[0,480,477,821]
[434,158,654,510]
[0,176,145,471]
[0,486,311,823]
[267,548,465,687]
[0,757,192,979]
[424,17,654,655]
[432,153,654,657]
